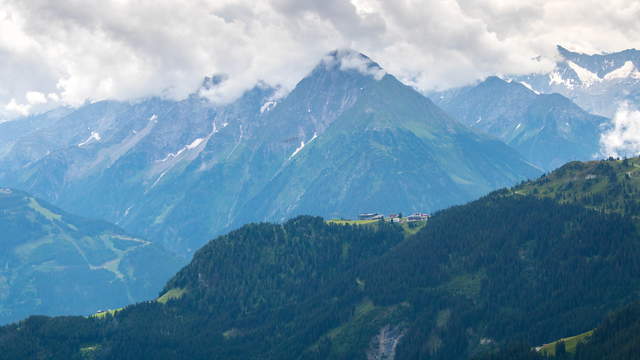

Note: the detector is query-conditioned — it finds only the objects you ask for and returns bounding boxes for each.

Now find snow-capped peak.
[566,61,601,87]
[603,61,640,80]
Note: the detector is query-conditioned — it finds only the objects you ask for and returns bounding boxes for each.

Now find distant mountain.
[513,46,640,117]
[0,50,540,256]
[432,76,609,170]
[2,157,639,359]
[0,188,182,325]
[231,53,541,227]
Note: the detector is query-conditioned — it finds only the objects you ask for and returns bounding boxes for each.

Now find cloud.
[1,0,640,117]
[5,98,30,116]
[26,91,47,105]
[322,49,386,80]
[600,102,640,158]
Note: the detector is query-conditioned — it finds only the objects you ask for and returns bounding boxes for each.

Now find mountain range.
[0,50,541,256]
[513,45,640,117]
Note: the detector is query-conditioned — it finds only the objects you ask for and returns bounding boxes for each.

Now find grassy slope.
[514,158,640,218]
[327,219,427,236]
[539,330,593,356]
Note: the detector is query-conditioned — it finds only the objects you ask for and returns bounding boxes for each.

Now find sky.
[1,0,640,119]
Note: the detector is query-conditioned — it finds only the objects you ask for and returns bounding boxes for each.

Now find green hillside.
[0,188,182,325]
[513,157,640,218]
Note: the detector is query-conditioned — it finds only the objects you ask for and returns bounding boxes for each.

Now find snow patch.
[186,138,204,150]
[549,71,576,89]
[149,114,158,122]
[604,61,640,80]
[260,100,277,113]
[519,81,540,94]
[158,138,205,162]
[566,61,601,87]
[289,132,318,159]
[150,171,167,188]
[515,123,521,130]
[78,131,101,147]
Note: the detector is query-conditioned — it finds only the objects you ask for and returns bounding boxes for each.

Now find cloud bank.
[1,0,640,118]
[600,102,640,158]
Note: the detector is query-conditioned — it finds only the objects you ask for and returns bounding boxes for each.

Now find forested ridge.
[2,158,640,359]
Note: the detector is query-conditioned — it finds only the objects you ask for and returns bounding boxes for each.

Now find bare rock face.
[366,324,406,360]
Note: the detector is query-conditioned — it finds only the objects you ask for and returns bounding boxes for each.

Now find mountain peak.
[482,75,508,86]
[315,49,387,80]
[556,44,575,58]
[478,76,534,95]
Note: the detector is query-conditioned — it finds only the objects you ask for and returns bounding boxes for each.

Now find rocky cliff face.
[367,324,407,360]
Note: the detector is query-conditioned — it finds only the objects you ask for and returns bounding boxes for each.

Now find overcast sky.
[1,0,640,118]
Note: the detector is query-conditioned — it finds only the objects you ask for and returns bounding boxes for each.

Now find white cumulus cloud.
[26,91,47,105]
[600,102,640,158]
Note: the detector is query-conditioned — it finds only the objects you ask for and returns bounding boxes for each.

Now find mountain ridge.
[432,75,608,170]
[0,187,183,325]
